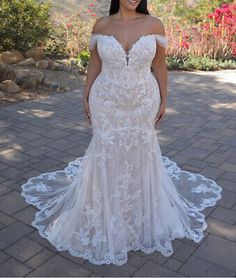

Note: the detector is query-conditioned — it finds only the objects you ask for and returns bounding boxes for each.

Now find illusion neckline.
[91,33,166,55]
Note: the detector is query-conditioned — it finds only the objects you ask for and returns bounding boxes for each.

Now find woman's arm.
[83,18,105,123]
[83,20,103,102]
[151,19,168,106]
[150,18,168,127]
[151,48,168,106]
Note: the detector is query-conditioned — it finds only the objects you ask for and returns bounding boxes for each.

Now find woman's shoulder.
[91,14,165,35]
[91,15,111,34]
[145,14,165,35]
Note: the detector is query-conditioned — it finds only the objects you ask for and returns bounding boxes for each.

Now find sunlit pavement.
[0,70,235,277]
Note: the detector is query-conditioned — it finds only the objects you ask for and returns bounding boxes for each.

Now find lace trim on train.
[21,155,223,266]
[162,156,223,210]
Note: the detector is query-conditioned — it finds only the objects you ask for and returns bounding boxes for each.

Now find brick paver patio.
[0,70,235,277]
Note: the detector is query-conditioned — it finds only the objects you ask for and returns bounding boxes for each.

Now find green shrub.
[77,51,90,67]
[66,50,90,70]
[166,57,184,70]
[43,25,68,59]
[0,0,51,52]
[217,59,236,69]
[167,56,236,71]
[183,57,219,70]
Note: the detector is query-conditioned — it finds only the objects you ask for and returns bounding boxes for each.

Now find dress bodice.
[89,33,168,88]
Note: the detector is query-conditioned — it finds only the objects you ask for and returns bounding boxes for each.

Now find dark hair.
[109,0,150,15]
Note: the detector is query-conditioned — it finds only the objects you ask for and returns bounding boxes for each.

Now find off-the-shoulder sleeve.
[154,34,168,48]
[89,34,99,51]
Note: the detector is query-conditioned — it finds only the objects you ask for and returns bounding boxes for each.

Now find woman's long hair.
[109,0,150,15]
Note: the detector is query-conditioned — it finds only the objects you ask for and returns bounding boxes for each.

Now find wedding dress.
[20,32,223,266]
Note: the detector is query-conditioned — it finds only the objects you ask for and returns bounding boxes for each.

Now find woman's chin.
[125,0,140,9]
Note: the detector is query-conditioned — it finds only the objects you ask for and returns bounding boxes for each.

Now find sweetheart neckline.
[91,33,166,55]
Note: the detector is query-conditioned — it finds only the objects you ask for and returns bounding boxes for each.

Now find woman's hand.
[83,96,91,124]
[154,102,166,129]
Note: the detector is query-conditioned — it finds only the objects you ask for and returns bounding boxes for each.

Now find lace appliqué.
[89,33,168,52]
[20,153,222,265]
[20,31,223,267]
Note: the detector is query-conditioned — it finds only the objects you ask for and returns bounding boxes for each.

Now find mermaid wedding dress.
[20,33,223,266]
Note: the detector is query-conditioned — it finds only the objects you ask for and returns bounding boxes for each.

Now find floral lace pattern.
[20,33,223,266]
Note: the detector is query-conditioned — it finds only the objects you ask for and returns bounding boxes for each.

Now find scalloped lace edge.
[20,155,223,266]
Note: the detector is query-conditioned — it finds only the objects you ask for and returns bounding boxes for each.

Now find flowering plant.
[48,0,97,58]
[165,2,236,61]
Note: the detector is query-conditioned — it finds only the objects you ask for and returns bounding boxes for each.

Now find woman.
[21,0,223,266]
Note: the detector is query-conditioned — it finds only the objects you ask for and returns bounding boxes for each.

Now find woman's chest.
[97,35,157,67]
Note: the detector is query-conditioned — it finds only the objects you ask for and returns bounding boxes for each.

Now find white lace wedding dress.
[21,33,223,266]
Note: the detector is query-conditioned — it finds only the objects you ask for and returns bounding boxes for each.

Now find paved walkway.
[0,70,235,277]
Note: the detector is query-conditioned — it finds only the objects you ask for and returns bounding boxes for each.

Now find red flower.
[91,13,97,17]
[87,9,92,13]
[231,42,236,56]
[181,41,190,49]
[208,12,218,20]
[89,3,95,7]
[232,48,236,56]
[202,23,210,30]
[221,3,229,9]
[215,8,222,15]
[225,17,234,26]
[231,4,236,11]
